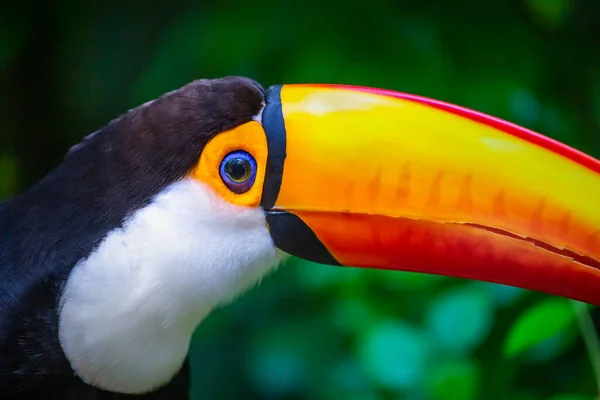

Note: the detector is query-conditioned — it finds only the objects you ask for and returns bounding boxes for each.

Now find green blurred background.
[1,0,599,399]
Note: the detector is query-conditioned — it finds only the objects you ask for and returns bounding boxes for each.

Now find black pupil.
[225,158,250,182]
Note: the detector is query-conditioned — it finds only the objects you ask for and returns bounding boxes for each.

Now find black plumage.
[0,76,265,399]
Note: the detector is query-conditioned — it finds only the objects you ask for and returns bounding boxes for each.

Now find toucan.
[1,76,599,399]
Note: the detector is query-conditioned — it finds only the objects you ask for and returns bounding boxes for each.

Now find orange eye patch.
[191,121,268,207]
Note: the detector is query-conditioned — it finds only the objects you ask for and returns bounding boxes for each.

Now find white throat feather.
[58,178,284,394]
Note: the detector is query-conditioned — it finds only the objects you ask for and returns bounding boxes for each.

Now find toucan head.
[180,77,600,305]
[35,76,599,394]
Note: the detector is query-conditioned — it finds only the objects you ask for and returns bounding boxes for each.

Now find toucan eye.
[219,151,257,194]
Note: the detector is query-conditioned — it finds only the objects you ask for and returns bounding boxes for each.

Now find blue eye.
[219,151,257,194]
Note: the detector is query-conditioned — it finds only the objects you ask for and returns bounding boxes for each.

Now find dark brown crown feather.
[68,76,265,176]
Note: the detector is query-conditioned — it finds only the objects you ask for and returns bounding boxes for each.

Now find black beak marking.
[266,211,341,266]
[260,85,286,210]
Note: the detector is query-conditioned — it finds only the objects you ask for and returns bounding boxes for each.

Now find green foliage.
[0,154,17,201]
[426,285,494,355]
[427,360,481,400]
[503,298,577,358]
[549,395,594,400]
[592,70,600,129]
[358,320,430,390]
[526,0,573,29]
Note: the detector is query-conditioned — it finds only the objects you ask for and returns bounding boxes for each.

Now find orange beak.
[261,84,600,306]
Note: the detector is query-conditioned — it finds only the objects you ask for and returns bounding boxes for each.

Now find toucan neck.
[58,179,283,394]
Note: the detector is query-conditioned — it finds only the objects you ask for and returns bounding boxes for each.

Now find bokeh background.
[1,1,600,399]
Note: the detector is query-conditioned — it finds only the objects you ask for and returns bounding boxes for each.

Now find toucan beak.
[260,84,600,306]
